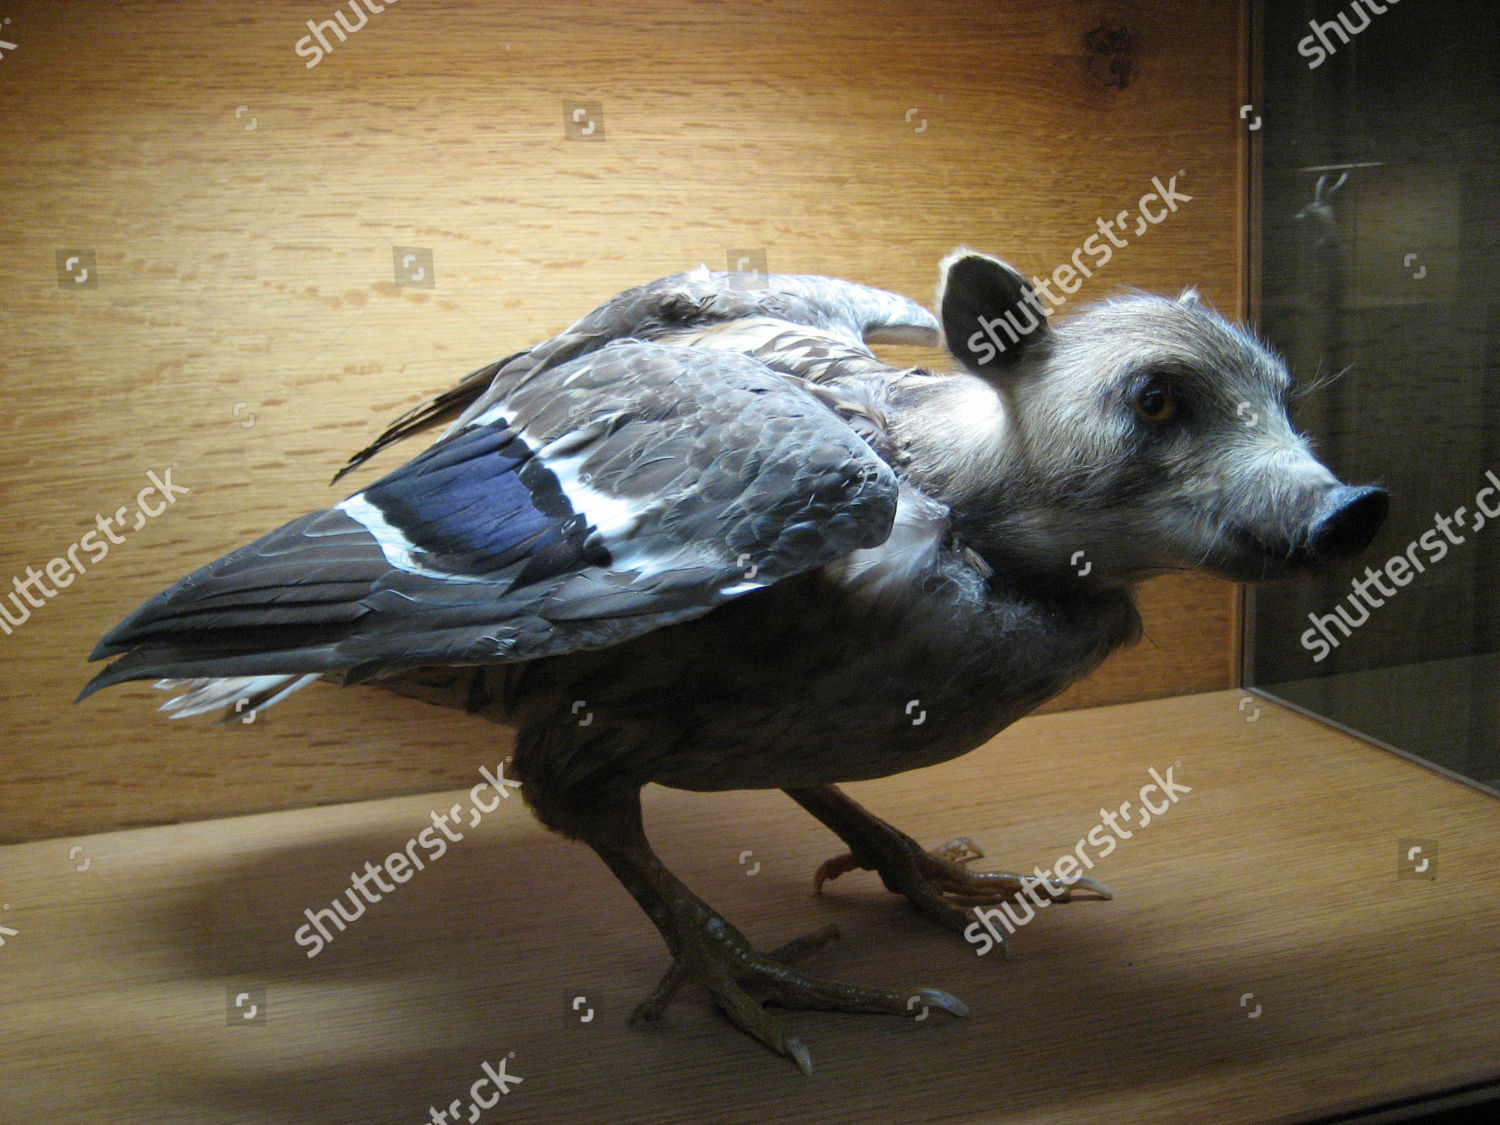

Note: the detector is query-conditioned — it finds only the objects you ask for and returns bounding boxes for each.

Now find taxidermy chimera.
[81,251,1388,1073]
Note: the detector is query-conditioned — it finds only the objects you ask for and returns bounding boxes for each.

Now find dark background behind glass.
[1248,0,1500,792]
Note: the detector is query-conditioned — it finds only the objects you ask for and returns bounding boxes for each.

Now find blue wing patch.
[356,418,611,587]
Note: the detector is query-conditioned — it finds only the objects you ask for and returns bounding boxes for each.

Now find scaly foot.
[816,835,1110,940]
[787,785,1110,956]
[584,792,968,1074]
[631,918,967,1075]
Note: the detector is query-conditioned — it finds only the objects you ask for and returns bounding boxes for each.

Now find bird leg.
[784,784,1111,952]
[581,789,967,1074]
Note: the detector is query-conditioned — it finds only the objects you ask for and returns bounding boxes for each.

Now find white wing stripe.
[335,494,489,584]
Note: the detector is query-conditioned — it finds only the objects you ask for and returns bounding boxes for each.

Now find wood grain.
[0,0,1243,837]
[2,691,1495,1124]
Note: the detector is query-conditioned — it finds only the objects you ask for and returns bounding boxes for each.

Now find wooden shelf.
[2,690,1496,1124]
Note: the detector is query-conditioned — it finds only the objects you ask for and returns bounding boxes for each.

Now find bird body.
[81,252,1387,1073]
[375,538,1136,800]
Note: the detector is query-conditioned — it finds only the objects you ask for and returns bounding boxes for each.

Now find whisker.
[1292,362,1352,400]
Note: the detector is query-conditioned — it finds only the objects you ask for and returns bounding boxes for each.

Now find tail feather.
[153,673,323,720]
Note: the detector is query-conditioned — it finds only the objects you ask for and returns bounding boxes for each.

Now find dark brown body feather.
[376,552,1140,836]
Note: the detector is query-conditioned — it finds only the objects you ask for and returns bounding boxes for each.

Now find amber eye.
[1132,379,1177,423]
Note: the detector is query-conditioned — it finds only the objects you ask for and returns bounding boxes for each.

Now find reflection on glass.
[1247,0,1499,794]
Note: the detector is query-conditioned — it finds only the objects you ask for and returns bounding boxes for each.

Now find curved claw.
[909,986,969,1019]
[812,851,862,894]
[786,1036,814,1077]
[1053,874,1112,902]
[931,837,985,866]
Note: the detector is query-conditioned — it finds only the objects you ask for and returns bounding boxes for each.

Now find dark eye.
[1132,379,1177,423]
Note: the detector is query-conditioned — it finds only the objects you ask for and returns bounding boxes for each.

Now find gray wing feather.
[82,341,898,698]
[451,267,939,431]
[335,267,937,479]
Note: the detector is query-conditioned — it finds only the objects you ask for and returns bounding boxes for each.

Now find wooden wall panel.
[0,0,1244,839]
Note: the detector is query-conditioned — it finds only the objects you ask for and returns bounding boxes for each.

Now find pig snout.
[1192,468,1389,582]
[1301,484,1389,562]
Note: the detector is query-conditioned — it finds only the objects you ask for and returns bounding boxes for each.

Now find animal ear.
[937,249,1050,377]
[1178,286,1202,308]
